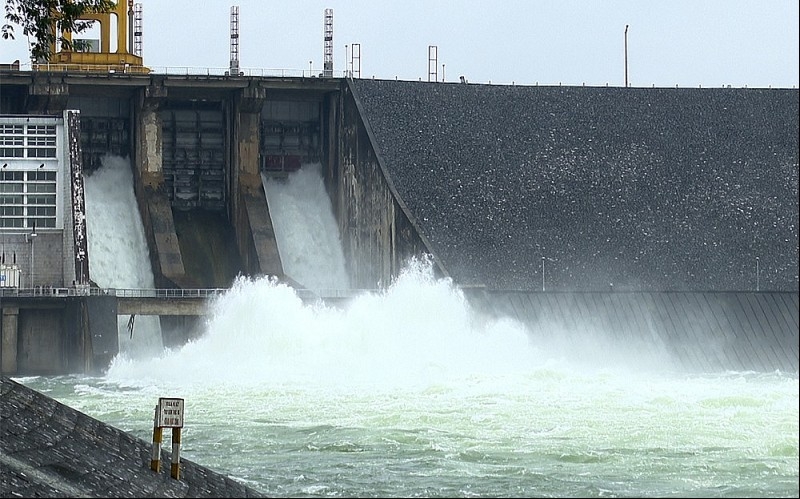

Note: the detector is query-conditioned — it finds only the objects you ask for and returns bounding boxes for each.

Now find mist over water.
[84,155,163,358]
[24,159,797,497]
[104,256,542,390]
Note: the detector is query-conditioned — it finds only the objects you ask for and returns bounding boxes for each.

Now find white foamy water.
[19,156,797,497]
[262,163,351,291]
[83,155,164,358]
[103,256,537,389]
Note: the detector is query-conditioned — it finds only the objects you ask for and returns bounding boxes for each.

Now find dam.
[0,3,796,496]
[0,66,798,375]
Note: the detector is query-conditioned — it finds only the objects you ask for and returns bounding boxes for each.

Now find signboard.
[156,397,184,428]
[0,264,21,288]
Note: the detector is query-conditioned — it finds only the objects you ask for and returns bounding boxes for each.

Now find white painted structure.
[0,114,65,230]
[0,111,81,288]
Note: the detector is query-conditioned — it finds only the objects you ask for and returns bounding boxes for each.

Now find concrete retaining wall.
[468,290,798,373]
[334,81,444,288]
[85,294,118,371]
[15,305,64,374]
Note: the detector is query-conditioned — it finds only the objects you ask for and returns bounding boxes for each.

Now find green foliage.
[2,0,115,62]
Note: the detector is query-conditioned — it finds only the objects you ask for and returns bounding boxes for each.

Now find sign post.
[150,397,184,479]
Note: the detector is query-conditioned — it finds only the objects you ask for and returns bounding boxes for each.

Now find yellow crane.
[39,0,149,73]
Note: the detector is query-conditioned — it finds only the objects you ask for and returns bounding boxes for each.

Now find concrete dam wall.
[345,79,798,373]
[0,72,797,375]
[466,289,798,373]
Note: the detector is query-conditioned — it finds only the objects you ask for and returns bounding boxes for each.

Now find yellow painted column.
[150,409,163,472]
[170,428,182,479]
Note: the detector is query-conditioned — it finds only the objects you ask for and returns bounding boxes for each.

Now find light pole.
[756,256,760,291]
[624,24,629,87]
[28,226,37,289]
[541,256,546,292]
[309,60,312,76]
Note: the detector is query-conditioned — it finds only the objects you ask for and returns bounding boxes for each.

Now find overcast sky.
[2,0,798,88]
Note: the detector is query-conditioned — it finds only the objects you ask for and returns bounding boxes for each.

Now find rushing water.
[262,163,351,292]
[14,161,799,497]
[83,155,164,358]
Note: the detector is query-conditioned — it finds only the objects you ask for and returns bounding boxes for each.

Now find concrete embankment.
[467,290,799,373]
[0,377,263,498]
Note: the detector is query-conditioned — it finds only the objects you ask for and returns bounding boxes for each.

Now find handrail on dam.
[101,288,228,299]
[10,61,351,79]
[0,286,368,301]
[0,286,225,299]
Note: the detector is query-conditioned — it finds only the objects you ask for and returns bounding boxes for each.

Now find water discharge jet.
[84,154,164,359]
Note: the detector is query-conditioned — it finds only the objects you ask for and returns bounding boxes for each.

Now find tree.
[2,0,115,62]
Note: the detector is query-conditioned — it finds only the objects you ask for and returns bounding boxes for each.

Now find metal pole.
[756,256,760,291]
[170,428,182,479]
[29,229,37,288]
[128,0,133,54]
[150,405,162,472]
[624,25,629,87]
[542,257,545,292]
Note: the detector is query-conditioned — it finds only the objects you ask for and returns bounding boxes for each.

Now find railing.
[108,288,228,299]
[0,286,221,298]
[0,286,370,300]
[0,286,89,297]
[4,61,792,88]
[11,62,351,79]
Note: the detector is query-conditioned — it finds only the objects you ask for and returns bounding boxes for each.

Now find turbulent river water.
[14,156,797,497]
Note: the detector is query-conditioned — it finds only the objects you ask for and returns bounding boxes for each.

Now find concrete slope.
[243,190,284,279]
[1,377,263,498]
[466,290,799,373]
[173,209,244,289]
[351,80,799,293]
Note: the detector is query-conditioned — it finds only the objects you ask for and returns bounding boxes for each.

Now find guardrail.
[107,288,228,299]
[0,286,370,300]
[0,286,222,298]
[10,62,352,79]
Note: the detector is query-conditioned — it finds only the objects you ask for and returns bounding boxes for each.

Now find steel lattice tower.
[428,45,438,82]
[230,6,240,75]
[323,8,333,77]
[132,3,143,57]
